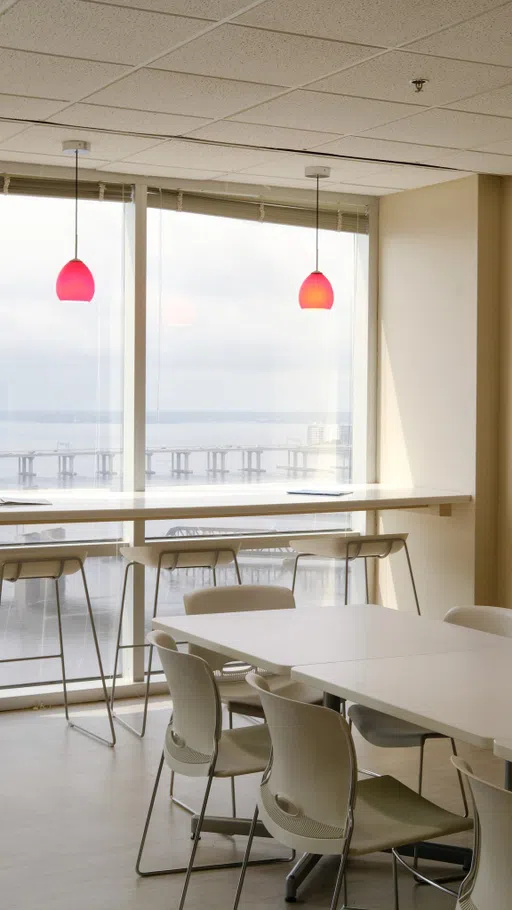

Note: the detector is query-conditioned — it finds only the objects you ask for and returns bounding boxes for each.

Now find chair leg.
[392,852,400,910]
[229,708,237,819]
[232,804,259,910]
[403,542,421,616]
[364,558,370,604]
[212,566,217,586]
[344,552,349,604]
[138,762,291,881]
[413,738,426,871]
[450,739,469,817]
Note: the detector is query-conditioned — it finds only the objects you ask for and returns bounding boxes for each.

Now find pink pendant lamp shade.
[299,270,334,310]
[299,166,334,310]
[56,259,95,302]
[56,140,95,302]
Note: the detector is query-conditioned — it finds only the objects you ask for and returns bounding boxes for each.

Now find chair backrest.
[147,630,221,775]
[452,757,512,910]
[183,586,295,672]
[246,672,356,853]
[444,605,512,638]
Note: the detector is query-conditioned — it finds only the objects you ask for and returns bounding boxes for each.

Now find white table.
[154,603,510,676]
[0,483,470,526]
[292,648,512,750]
[154,604,498,898]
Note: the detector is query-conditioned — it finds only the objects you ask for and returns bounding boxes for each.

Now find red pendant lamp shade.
[56,141,95,302]
[299,270,334,310]
[56,258,95,302]
[299,166,334,310]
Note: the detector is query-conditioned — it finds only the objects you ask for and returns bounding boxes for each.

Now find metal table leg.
[505,760,512,791]
[285,853,321,902]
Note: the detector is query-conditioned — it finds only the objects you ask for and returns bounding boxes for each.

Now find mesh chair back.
[147,631,221,774]
[452,757,512,910]
[444,605,512,638]
[183,586,295,672]
[247,672,356,854]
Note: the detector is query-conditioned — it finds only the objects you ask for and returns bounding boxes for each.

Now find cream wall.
[377,175,501,617]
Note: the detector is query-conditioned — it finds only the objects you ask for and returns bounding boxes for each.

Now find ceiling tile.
[0,149,108,168]
[475,137,512,154]
[219,171,338,190]
[150,24,380,87]
[406,4,512,67]
[448,81,512,117]
[426,149,512,174]
[86,68,284,118]
[0,94,66,120]
[356,162,464,188]
[0,121,28,143]
[235,0,506,48]
[327,181,396,195]
[185,119,343,150]
[238,152,389,182]
[311,51,512,107]
[230,90,425,133]
[0,124,162,160]
[361,108,512,148]
[94,0,248,16]
[48,103,209,137]
[0,0,211,65]
[0,48,129,101]
[102,161,228,179]
[311,135,457,164]
[121,138,280,170]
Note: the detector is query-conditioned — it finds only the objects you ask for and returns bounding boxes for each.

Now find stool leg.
[110,561,133,709]
[54,579,70,724]
[291,554,300,593]
[138,563,162,738]
[404,542,421,616]
[76,562,116,746]
[232,551,243,585]
[344,552,349,604]
[229,707,237,818]
[364,557,370,603]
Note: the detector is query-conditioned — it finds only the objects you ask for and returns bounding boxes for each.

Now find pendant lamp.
[56,140,95,302]
[299,165,334,310]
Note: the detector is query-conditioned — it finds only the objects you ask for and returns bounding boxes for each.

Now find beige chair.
[181,585,322,816]
[0,546,115,747]
[448,757,512,910]
[136,631,292,910]
[232,673,472,910]
[289,532,420,612]
[111,539,241,737]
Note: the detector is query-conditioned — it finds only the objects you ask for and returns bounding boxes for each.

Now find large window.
[0,178,371,696]
[145,204,369,614]
[0,190,125,688]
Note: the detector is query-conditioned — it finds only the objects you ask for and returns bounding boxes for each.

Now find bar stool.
[289,532,420,613]
[0,546,115,747]
[111,539,242,737]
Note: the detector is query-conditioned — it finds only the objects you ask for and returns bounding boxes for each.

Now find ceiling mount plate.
[62,139,91,155]
[305,165,331,179]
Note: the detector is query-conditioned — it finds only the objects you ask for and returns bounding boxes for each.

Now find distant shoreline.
[0,410,352,425]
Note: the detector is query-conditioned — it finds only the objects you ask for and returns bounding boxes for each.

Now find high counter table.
[0,483,471,526]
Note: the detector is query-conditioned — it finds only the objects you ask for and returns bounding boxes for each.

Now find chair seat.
[215,724,271,777]
[218,676,323,715]
[120,542,238,570]
[350,774,472,855]
[0,546,88,580]
[289,533,406,560]
[348,704,443,747]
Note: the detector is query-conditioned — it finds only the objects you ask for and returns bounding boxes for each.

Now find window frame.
[0,164,379,706]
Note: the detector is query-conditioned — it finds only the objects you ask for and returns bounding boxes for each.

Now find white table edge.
[291,664,493,749]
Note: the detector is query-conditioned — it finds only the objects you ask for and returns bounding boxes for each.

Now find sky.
[0,193,367,416]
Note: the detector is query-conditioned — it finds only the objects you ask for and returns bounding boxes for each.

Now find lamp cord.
[315,175,319,272]
[74,149,78,260]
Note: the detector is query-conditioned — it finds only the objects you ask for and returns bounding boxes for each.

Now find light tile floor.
[0,696,505,910]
